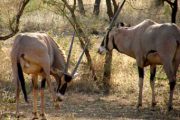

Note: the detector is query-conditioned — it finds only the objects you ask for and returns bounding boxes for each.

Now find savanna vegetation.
[0,0,180,119]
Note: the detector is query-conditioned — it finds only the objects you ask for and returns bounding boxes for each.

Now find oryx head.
[98,0,126,54]
[56,32,88,101]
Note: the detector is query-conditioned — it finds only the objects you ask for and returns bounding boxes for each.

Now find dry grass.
[0,34,179,120]
[0,0,180,119]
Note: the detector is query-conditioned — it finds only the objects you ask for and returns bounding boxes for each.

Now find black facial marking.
[105,31,110,50]
[59,83,67,95]
[41,78,46,89]
[169,81,176,91]
[150,67,156,81]
[138,67,144,78]
[64,74,72,82]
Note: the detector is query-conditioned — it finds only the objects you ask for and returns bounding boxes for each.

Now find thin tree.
[45,0,97,81]
[0,0,30,40]
[156,0,178,23]
[106,0,114,20]
[93,0,101,16]
[78,0,85,15]
[164,0,178,23]
[103,0,125,94]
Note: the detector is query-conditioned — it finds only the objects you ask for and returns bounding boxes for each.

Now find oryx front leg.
[41,57,57,103]
[32,75,38,119]
[150,65,156,110]
[137,66,144,109]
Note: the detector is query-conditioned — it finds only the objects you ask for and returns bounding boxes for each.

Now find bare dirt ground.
[0,89,180,120]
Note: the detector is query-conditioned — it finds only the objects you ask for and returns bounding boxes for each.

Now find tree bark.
[171,0,178,23]
[93,0,101,16]
[77,0,85,15]
[106,0,114,21]
[164,0,178,23]
[102,51,112,94]
[112,0,118,13]
[0,0,30,40]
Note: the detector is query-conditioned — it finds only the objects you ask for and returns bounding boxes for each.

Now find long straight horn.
[71,41,90,77]
[65,32,75,73]
[103,0,126,46]
[108,0,126,30]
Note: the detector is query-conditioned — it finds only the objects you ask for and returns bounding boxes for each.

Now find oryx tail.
[17,62,28,102]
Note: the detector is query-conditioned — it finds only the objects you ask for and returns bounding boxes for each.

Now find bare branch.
[0,0,30,40]
[62,0,75,13]
[164,0,174,7]
[72,0,76,11]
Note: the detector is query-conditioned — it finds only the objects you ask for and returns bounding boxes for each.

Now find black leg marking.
[138,66,144,78]
[169,81,176,91]
[59,83,67,95]
[41,78,46,89]
[150,67,156,81]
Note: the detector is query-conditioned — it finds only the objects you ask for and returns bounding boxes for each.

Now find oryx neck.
[117,28,135,58]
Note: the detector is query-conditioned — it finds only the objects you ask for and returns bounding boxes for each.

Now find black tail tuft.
[17,63,28,103]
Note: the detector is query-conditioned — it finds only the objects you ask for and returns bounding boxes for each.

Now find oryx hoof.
[32,112,38,120]
[40,113,47,120]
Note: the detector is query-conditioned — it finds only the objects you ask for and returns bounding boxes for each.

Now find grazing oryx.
[11,32,86,119]
[98,19,180,111]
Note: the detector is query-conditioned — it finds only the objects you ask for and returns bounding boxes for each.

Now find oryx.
[98,19,180,111]
[11,32,86,119]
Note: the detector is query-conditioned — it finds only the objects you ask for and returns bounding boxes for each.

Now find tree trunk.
[77,0,85,15]
[106,0,114,21]
[102,51,112,94]
[112,0,118,13]
[164,0,178,23]
[171,0,178,23]
[61,0,97,81]
[93,0,101,16]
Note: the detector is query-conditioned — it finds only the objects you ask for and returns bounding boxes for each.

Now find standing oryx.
[98,19,180,111]
[11,32,86,119]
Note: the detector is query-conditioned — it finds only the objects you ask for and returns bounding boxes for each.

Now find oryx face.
[98,31,114,54]
[56,73,72,101]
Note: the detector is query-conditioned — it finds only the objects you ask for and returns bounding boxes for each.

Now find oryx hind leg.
[32,75,38,119]
[40,78,47,120]
[16,79,20,118]
[41,60,57,104]
[162,60,176,111]
[150,65,156,110]
[159,42,177,111]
